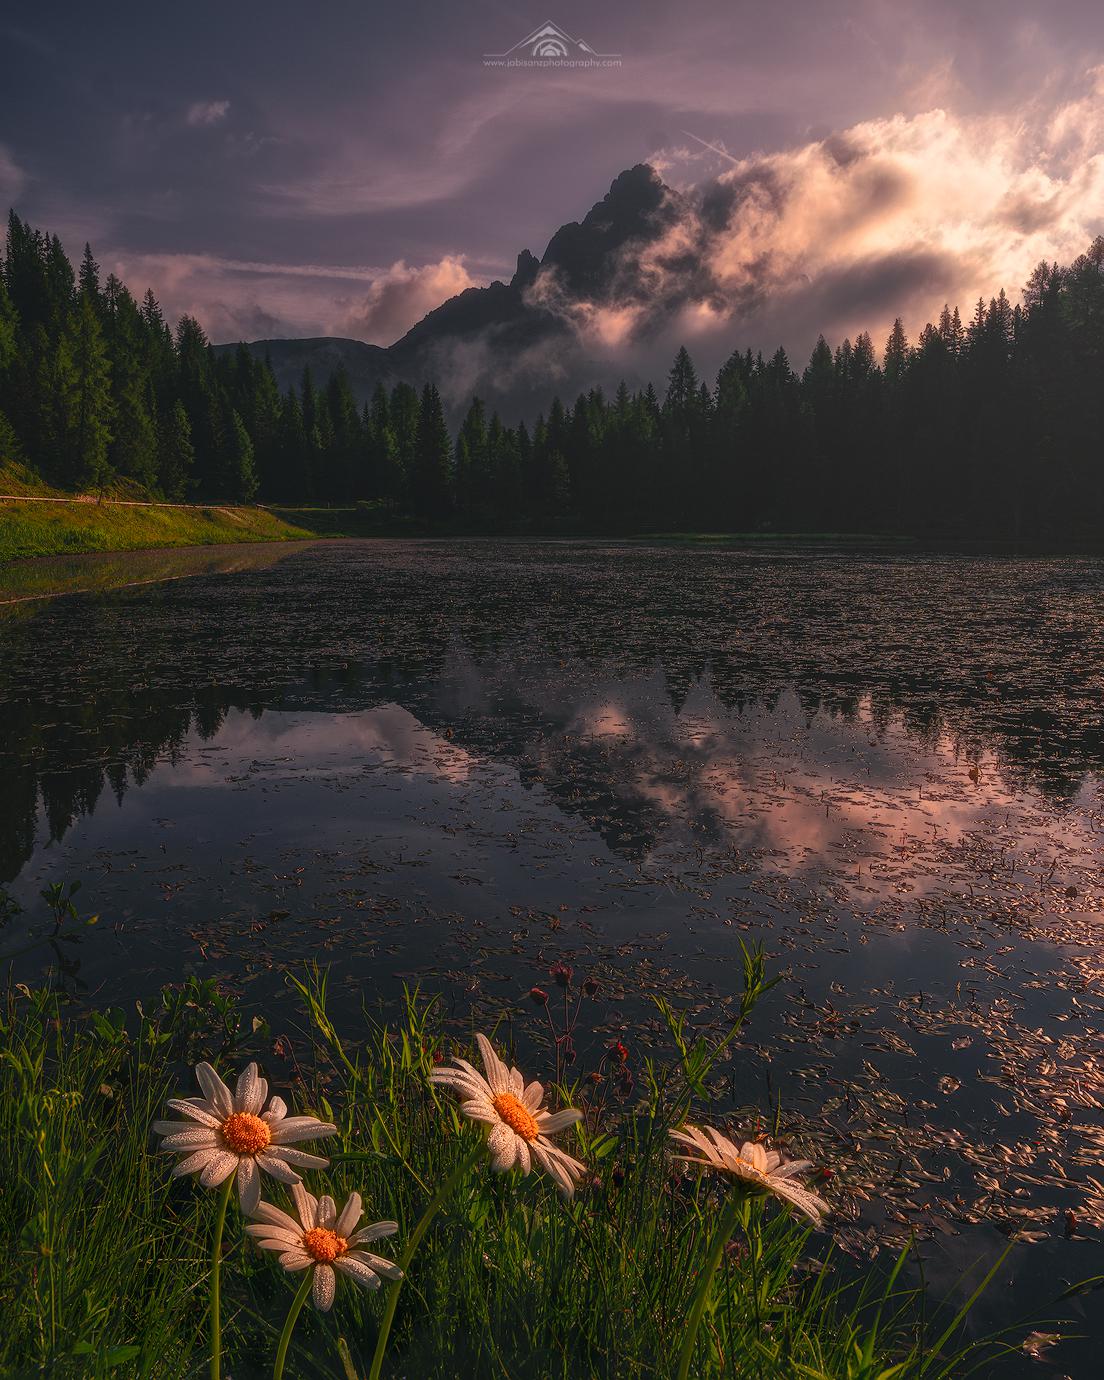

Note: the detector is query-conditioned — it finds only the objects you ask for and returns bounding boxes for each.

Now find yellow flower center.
[492,1092,539,1142]
[221,1111,272,1155]
[303,1226,348,1262]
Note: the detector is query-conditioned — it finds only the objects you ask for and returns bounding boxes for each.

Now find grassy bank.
[0,958,1016,1380]
[0,495,311,562]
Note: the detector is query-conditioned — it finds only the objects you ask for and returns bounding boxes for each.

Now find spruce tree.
[411,382,452,518]
[158,399,194,499]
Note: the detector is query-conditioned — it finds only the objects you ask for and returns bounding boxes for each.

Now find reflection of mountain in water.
[2,541,1103,884]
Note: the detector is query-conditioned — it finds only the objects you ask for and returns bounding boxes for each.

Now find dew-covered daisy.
[669,1123,829,1225]
[154,1062,337,1212]
[246,1184,402,1311]
[430,1032,586,1197]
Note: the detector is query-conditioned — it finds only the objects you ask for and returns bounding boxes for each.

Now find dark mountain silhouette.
[215,164,675,418]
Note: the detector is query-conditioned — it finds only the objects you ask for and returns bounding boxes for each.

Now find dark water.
[2,539,1103,1374]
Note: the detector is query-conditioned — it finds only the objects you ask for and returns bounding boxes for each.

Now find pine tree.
[0,273,17,372]
[410,383,452,518]
[103,275,158,487]
[223,408,258,501]
[51,292,114,489]
[78,244,101,304]
[158,399,194,499]
[883,319,909,386]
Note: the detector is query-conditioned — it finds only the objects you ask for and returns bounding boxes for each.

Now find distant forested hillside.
[1,209,1102,537]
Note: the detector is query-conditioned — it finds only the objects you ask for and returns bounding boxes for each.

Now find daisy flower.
[246,1184,402,1311]
[154,1061,337,1213]
[669,1123,829,1226]
[430,1032,586,1197]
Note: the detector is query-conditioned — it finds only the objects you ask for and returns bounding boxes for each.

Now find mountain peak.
[511,249,540,290]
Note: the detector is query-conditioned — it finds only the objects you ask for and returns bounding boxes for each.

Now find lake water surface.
[2,539,1102,1374]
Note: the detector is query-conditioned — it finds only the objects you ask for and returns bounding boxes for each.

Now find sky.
[2,0,1104,370]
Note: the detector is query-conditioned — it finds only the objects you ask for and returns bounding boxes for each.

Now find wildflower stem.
[674,1189,746,1380]
[366,1139,484,1380]
[272,1269,313,1380]
[209,1175,234,1380]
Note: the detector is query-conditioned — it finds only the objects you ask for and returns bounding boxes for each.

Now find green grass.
[0,957,1023,1380]
[0,495,312,563]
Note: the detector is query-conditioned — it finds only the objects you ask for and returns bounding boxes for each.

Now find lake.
[2,538,1102,1374]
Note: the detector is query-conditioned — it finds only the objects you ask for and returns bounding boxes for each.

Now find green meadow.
[0,958,1019,1380]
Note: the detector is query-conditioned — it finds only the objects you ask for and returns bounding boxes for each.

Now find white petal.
[522,1080,544,1112]
[270,1117,338,1145]
[250,1200,303,1235]
[350,1250,403,1282]
[530,1140,574,1196]
[743,1141,769,1173]
[194,1064,234,1118]
[459,1103,499,1126]
[264,1145,330,1170]
[292,1182,318,1229]
[487,1123,517,1172]
[199,1151,239,1188]
[313,1263,336,1311]
[317,1195,337,1229]
[772,1160,815,1180]
[152,1118,216,1136]
[263,1096,288,1123]
[515,1138,531,1175]
[171,1146,219,1178]
[334,1193,363,1238]
[158,1128,220,1152]
[252,1235,300,1254]
[536,1109,582,1136]
[234,1063,267,1117]
[256,1152,303,1186]
[351,1220,398,1244]
[429,1069,491,1101]
[474,1033,511,1095]
[334,1256,381,1290]
[237,1156,260,1213]
[772,1178,828,1226]
[447,1056,492,1089]
[165,1099,222,1129]
[279,1250,312,1271]
[244,1224,303,1248]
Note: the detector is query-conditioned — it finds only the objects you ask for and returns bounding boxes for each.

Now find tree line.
[2,209,1102,536]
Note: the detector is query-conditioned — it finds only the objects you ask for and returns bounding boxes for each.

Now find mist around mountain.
[219,165,679,421]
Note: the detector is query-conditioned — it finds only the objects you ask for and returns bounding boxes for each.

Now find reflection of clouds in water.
[442,654,1102,886]
[160,705,479,788]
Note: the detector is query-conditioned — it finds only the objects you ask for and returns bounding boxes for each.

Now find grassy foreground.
[0,961,1016,1380]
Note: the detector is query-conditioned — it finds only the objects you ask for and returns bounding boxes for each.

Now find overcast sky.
[3,0,1103,359]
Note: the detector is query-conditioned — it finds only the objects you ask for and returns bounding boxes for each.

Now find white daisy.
[669,1123,829,1226]
[153,1061,338,1213]
[429,1032,586,1198]
[246,1184,402,1311]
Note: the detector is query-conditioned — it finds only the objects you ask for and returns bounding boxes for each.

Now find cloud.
[186,100,230,128]
[334,256,478,343]
[528,66,1104,379]
[99,249,482,345]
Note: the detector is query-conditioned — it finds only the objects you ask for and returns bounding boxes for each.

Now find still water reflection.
[1,539,1103,1372]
